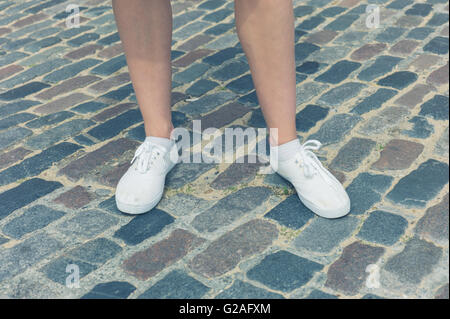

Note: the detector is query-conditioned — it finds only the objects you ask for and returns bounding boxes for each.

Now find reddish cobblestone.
[0,147,32,170]
[92,103,136,122]
[325,241,384,295]
[64,44,104,60]
[35,76,101,100]
[395,84,434,108]
[53,186,95,209]
[351,43,386,61]
[12,13,47,28]
[390,40,420,55]
[305,30,338,45]
[0,65,24,81]
[372,139,424,171]
[409,54,441,71]
[0,27,11,36]
[123,229,205,280]
[177,34,214,51]
[415,194,449,244]
[339,0,362,8]
[427,63,449,87]
[173,49,214,67]
[59,138,139,181]
[34,93,92,114]
[97,43,125,59]
[87,72,131,93]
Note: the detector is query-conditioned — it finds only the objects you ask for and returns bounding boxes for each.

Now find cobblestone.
[372,139,424,171]
[0,233,62,281]
[0,58,69,89]
[0,147,32,170]
[384,237,442,284]
[346,172,393,215]
[325,241,384,295]
[357,210,408,246]
[350,43,386,61]
[423,36,449,54]
[0,81,50,100]
[247,250,323,292]
[419,95,449,120]
[124,229,205,280]
[56,209,118,239]
[0,142,81,186]
[309,113,361,145]
[402,116,435,139]
[294,216,360,253]
[330,137,376,172]
[265,194,315,230]
[215,280,284,299]
[415,194,449,245]
[317,82,366,107]
[357,56,402,82]
[114,209,174,245]
[191,187,272,233]
[395,84,433,108]
[26,119,95,150]
[359,106,409,135]
[0,0,447,299]
[138,270,210,299]
[377,71,418,90]
[0,113,36,130]
[53,186,95,209]
[2,205,65,239]
[34,92,92,114]
[427,63,449,87]
[315,60,361,84]
[386,159,449,207]
[81,281,136,299]
[351,88,397,115]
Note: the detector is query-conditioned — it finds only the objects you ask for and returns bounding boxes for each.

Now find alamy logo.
[66,4,80,28]
[169,122,279,173]
[366,5,380,29]
[365,264,381,289]
[66,264,80,288]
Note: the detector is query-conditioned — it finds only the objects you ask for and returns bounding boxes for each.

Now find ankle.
[269,132,298,147]
[145,122,174,139]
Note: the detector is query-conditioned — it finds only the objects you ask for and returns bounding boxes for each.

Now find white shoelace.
[130,142,162,173]
[294,140,326,178]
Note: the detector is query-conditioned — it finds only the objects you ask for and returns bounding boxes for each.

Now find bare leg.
[234,0,298,145]
[112,0,173,138]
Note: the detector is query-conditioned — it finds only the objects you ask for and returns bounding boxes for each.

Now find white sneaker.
[270,140,350,219]
[115,139,178,214]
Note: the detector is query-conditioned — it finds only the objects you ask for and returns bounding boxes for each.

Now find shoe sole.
[298,193,351,219]
[275,171,351,219]
[115,191,163,215]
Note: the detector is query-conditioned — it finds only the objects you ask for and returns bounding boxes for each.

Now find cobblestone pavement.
[0,0,448,299]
